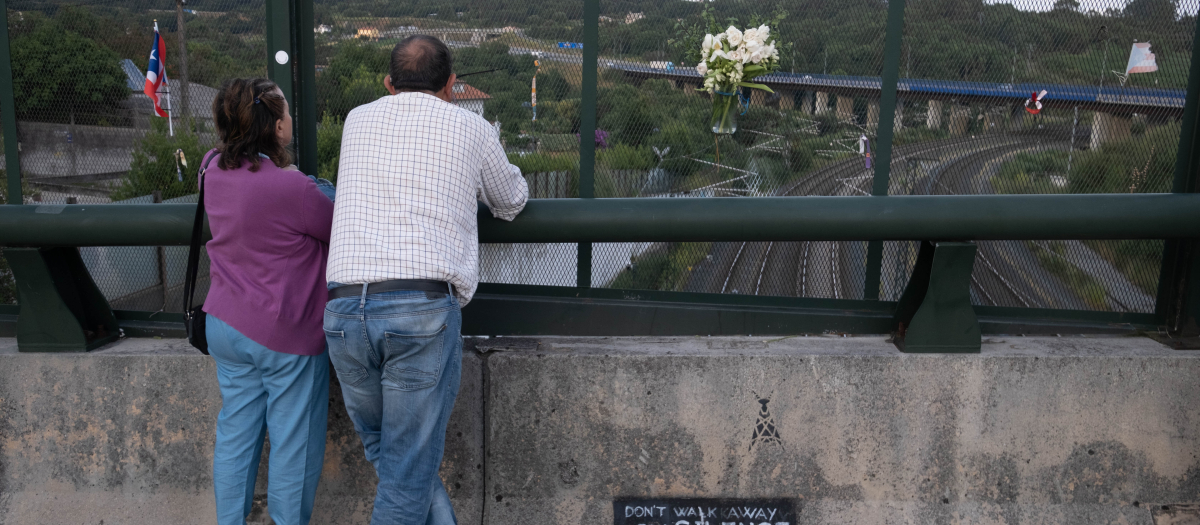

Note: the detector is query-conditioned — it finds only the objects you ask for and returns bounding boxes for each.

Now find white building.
[452,82,491,118]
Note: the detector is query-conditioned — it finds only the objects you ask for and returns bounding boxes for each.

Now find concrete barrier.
[3,335,1199,524]
[0,338,483,525]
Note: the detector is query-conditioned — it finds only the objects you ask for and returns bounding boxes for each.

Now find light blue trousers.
[208,314,330,525]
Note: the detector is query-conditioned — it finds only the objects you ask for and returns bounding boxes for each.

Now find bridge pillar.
[948,104,970,136]
[867,100,880,130]
[778,90,795,110]
[815,92,829,115]
[836,95,854,122]
[1090,112,1132,150]
[894,100,905,131]
[801,92,814,115]
[927,100,943,129]
[750,88,766,106]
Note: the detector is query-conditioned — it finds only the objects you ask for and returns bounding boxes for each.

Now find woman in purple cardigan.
[203,78,333,525]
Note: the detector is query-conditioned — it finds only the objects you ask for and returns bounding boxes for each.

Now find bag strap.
[183,150,219,316]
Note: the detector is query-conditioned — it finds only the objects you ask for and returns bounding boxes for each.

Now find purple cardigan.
[202,153,334,356]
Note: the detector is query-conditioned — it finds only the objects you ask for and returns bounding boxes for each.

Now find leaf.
[737,82,774,93]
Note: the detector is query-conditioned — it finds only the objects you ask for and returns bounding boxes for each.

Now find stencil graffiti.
[750,393,782,450]
[613,498,798,525]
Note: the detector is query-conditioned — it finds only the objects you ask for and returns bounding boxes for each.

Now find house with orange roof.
[452,82,491,118]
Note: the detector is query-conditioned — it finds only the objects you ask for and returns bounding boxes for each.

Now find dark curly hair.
[212,78,292,172]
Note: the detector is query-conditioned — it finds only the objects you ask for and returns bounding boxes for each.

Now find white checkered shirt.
[327,92,529,305]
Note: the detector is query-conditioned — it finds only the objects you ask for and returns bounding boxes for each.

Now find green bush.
[112,118,206,201]
[1069,123,1177,194]
[597,144,655,170]
[993,150,1070,194]
[317,113,344,184]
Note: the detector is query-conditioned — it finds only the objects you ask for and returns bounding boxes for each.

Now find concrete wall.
[0,338,483,525]
[3,335,1199,525]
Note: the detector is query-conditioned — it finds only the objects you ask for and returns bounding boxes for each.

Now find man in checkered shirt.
[324,35,527,525]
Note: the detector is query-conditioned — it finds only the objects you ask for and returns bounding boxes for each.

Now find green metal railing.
[2,194,1199,246]
[0,0,1198,352]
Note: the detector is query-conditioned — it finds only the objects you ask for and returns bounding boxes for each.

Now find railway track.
[689,135,1042,299]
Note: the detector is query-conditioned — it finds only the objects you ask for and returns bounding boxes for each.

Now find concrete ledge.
[0,338,483,525]
[3,335,1199,524]
[482,335,1200,525]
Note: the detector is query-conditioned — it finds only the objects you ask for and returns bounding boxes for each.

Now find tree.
[315,42,390,120]
[1124,0,1178,24]
[1053,0,1080,11]
[9,18,129,125]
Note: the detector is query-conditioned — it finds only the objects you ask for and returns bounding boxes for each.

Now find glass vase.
[710,88,739,135]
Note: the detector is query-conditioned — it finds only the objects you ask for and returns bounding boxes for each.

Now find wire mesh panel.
[0,101,15,304]
[310,0,585,286]
[5,0,266,310]
[591,0,887,300]
[894,0,1197,311]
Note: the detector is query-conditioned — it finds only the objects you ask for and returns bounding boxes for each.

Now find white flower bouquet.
[697,25,781,134]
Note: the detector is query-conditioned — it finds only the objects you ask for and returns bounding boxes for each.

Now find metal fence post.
[0,0,23,204]
[1155,12,1200,336]
[863,0,907,300]
[577,0,599,288]
[264,0,295,109]
[292,0,318,176]
[264,0,317,175]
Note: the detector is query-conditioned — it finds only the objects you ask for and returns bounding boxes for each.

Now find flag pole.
[155,21,174,137]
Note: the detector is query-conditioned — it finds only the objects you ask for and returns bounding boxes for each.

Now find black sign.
[613,498,797,525]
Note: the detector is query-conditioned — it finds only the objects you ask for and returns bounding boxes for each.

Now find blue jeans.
[308,175,336,202]
[324,285,462,525]
[207,314,330,525]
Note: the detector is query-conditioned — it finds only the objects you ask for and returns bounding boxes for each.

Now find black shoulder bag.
[183,152,219,354]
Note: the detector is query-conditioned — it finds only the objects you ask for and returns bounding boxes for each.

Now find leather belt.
[328,279,453,302]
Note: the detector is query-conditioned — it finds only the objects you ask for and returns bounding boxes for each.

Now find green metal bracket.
[892,241,981,353]
[5,247,119,352]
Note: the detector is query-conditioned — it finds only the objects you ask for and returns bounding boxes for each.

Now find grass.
[608,242,712,291]
[1081,239,1162,297]
[1028,241,1108,310]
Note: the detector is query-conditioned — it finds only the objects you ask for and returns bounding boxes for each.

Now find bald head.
[389,35,453,93]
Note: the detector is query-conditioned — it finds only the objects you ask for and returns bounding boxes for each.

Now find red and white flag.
[144,23,169,118]
[1126,42,1158,75]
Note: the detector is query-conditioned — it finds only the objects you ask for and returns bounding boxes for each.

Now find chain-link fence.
[581,0,1194,313]
[2,0,1196,314]
[307,0,586,287]
[888,0,1197,312]
[2,0,265,308]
